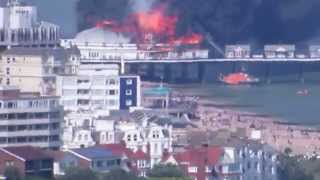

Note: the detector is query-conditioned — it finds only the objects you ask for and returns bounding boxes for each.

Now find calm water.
[178,82,320,125]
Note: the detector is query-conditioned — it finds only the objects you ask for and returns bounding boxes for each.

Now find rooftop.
[71,146,115,160]
[2,146,52,161]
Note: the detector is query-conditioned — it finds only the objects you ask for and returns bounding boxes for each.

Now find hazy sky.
[26,0,78,38]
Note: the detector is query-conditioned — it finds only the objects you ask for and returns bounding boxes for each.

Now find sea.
[173,81,320,126]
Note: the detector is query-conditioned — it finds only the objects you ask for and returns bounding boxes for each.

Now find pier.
[81,58,320,83]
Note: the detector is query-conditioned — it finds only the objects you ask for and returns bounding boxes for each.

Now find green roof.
[144,86,171,96]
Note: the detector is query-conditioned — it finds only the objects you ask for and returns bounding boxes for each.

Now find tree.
[4,166,22,180]
[57,167,98,180]
[278,154,314,180]
[101,168,144,180]
[147,164,191,180]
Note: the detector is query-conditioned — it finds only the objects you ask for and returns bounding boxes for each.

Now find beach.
[143,81,320,156]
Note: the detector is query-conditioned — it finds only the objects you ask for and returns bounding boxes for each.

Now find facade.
[225,45,251,59]
[0,146,54,178]
[0,0,60,47]
[0,86,62,149]
[56,64,141,111]
[172,146,223,180]
[309,45,320,58]
[62,111,121,149]
[102,143,151,177]
[119,75,141,110]
[0,47,80,96]
[55,147,121,174]
[216,144,278,180]
[60,27,209,63]
[264,45,295,58]
[119,121,173,167]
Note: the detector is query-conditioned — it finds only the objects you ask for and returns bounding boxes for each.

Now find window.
[188,166,198,173]
[7,57,10,64]
[109,99,117,106]
[6,78,9,85]
[133,134,137,141]
[109,79,116,85]
[109,90,116,95]
[6,68,10,75]
[126,79,133,85]
[126,89,132,95]
[5,161,14,167]
[127,135,131,141]
[126,100,132,106]
[96,161,103,168]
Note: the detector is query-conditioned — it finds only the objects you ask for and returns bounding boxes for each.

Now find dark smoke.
[77,0,320,46]
[76,0,131,31]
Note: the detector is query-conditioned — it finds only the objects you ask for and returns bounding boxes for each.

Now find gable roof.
[69,146,115,160]
[101,144,149,160]
[131,149,149,160]
[2,146,52,161]
[174,146,222,166]
[100,144,133,157]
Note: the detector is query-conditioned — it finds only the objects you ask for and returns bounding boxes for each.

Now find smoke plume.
[77,0,320,46]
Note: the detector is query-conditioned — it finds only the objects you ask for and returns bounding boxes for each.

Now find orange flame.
[95,5,203,45]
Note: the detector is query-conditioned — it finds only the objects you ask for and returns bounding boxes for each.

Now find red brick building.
[0,146,54,178]
[101,144,151,177]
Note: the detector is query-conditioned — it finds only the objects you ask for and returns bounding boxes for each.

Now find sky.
[26,0,77,38]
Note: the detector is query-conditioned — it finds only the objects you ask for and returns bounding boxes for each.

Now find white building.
[56,64,141,112]
[0,0,60,47]
[119,120,173,167]
[218,143,278,180]
[60,27,209,63]
[62,110,120,149]
[0,85,63,149]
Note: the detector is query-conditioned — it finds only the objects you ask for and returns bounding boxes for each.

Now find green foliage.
[147,164,190,180]
[4,166,22,180]
[284,147,293,155]
[57,167,98,180]
[101,168,143,180]
[278,154,314,180]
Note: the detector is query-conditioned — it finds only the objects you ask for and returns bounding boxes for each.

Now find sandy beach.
[142,81,320,156]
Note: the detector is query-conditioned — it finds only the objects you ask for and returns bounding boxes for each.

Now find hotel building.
[0,86,63,149]
[56,64,141,111]
[0,47,80,96]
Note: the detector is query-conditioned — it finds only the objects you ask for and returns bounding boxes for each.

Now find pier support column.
[130,63,139,74]
[164,64,172,83]
[198,62,206,83]
[232,62,237,73]
[265,63,272,84]
[147,63,155,81]
[181,63,189,83]
[299,63,305,83]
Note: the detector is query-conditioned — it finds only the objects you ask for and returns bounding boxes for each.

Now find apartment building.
[0,47,80,96]
[0,86,63,149]
[56,64,141,111]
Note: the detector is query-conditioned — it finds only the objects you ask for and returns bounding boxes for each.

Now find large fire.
[95,5,203,45]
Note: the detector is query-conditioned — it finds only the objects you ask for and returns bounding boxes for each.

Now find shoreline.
[142,81,320,155]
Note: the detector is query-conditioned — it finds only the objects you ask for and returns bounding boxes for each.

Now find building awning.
[144,86,171,96]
